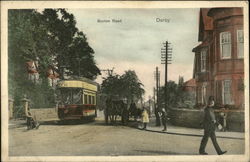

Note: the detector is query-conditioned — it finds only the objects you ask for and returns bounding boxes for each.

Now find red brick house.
[26,61,59,86]
[47,67,60,87]
[183,78,196,93]
[26,61,39,83]
[192,8,244,109]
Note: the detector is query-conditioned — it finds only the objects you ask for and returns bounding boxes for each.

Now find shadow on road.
[40,119,95,126]
[135,127,244,140]
[133,150,197,155]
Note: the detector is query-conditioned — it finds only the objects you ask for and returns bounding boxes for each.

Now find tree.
[101,70,145,105]
[158,80,195,109]
[8,9,100,109]
[120,70,145,104]
[8,9,55,108]
[66,31,101,79]
[101,70,145,110]
[101,74,122,97]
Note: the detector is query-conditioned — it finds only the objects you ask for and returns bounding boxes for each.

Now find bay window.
[201,49,206,72]
[220,32,231,59]
[237,30,244,58]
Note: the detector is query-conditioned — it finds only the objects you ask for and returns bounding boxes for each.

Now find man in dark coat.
[199,96,227,155]
[26,110,40,130]
[161,108,167,131]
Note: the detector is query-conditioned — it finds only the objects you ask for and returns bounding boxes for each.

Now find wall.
[169,108,245,132]
[30,108,59,121]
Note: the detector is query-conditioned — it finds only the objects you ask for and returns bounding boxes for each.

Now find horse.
[128,102,142,121]
[104,98,128,125]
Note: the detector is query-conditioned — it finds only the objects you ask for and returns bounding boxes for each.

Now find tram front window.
[60,88,83,105]
[72,89,82,104]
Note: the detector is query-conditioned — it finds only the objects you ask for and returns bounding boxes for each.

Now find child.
[141,107,149,130]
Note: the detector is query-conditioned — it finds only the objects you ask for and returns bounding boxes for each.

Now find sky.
[68,8,200,99]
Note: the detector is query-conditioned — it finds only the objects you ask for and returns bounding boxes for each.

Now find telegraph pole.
[161,41,172,111]
[154,67,161,126]
[100,67,114,76]
[153,87,156,113]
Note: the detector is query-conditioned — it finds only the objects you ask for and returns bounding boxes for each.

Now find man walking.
[199,96,227,155]
[161,108,167,131]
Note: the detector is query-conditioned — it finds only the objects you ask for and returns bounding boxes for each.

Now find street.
[4,6,248,162]
[9,115,245,156]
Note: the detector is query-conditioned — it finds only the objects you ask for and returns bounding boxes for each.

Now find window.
[88,95,92,105]
[223,80,232,104]
[92,96,95,105]
[61,89,72,105]
[28,73,39,83]
[60,88,82,104]
[201,49,206,72]
[220,32,231,59]
[72,89,82,104]
[84,94,88,104]
[197,87,202,104]
[202,84,206,104]
[237,30,244,58]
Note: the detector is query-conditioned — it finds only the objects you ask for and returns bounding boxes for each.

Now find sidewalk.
[137,117,245,140]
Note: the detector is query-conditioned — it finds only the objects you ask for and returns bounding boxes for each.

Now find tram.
[56,78,98,121]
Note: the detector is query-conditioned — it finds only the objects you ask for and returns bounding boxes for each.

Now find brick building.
[192,8,244,109]
[26,61,39,83]
[183,78,196,93]
[26,61,59,87]
[47,67,60,87]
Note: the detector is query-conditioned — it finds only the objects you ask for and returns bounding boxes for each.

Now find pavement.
[10,110,245,140]
[136,116,245,140]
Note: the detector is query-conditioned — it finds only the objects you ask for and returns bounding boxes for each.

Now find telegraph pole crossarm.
[101,67,115,76]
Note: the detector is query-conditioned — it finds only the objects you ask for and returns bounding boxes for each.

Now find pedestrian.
[26,108,40,130]
[199,96,227,155]
[219,108,228,132]
[141,107,149,130]
[161,108,167,131]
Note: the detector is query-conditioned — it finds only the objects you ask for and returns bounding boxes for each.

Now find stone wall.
[226,111,245,132]
[169,108,245,132]
[169,108,204,128]
[30,108,59,121]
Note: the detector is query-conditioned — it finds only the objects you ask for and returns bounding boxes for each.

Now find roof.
[61,76,99,86]
[183,79,196,87]
[198,8,213,41]
[207,8,243,18]
[201,9,213,30]
[192,41,210,52]
[47,69,60,79]
[57,79,98,92]
[26,61,38,73]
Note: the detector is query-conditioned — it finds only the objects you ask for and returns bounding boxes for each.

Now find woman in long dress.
[141,107,149,130]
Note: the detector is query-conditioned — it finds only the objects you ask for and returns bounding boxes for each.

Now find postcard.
[1,1,249,162]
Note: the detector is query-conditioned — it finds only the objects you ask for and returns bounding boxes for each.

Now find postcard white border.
[1,1,249,162]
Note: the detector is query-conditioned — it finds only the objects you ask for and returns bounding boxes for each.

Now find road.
[9,116,245,156]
